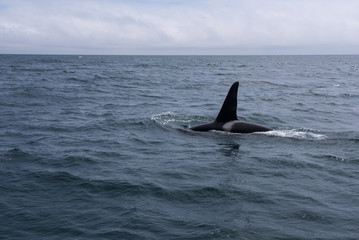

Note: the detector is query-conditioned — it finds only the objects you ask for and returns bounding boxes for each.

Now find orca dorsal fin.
[215,82,239,123]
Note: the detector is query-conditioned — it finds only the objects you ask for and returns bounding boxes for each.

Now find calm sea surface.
[1,55,359,239]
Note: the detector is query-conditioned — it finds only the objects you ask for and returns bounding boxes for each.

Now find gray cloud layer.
[1,0,359,54]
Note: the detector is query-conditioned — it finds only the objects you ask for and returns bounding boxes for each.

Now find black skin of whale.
[190,82,272,133]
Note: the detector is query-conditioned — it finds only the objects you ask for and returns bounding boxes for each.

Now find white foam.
[261,129,327,140]
[151,111,175,125]
[151,112,193,126]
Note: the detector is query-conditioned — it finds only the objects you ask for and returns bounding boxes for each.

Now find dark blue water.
[1,55,359,239]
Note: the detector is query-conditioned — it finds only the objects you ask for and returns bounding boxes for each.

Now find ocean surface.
[1,55,359,239]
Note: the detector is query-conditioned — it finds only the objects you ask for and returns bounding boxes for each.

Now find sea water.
[1,55,359,239]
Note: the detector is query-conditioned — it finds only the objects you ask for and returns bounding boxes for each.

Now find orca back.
[190,81,272,133]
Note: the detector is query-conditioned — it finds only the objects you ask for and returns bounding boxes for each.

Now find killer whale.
[190,82,271,133]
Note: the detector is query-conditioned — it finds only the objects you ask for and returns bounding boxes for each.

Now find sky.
[1,0,359,55]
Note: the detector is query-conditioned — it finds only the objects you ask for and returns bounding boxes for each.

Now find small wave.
[215,72,237,76]
[2,148,37,162]
[261,129,327,140]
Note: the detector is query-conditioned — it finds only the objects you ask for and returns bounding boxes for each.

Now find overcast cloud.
[1,0,359,54]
